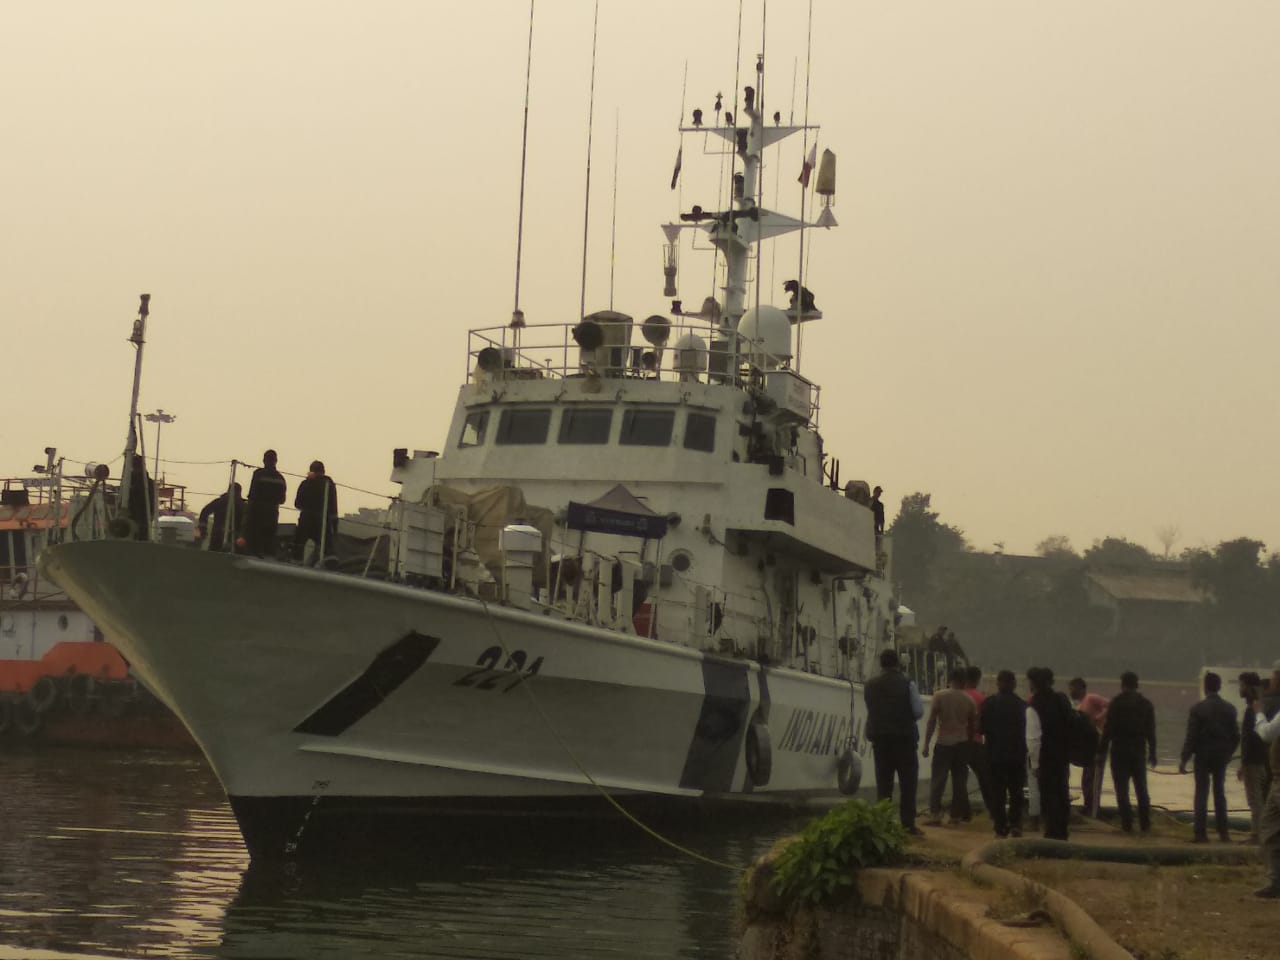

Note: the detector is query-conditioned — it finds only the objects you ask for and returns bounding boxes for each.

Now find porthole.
[669,550,693,573]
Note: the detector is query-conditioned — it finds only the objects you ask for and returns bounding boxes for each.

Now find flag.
[798,143,817,188]
[670,146,683,189]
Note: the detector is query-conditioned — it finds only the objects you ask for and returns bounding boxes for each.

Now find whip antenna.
[578,0,601,321]
[511,1,536,331]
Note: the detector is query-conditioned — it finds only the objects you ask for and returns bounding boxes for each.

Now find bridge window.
[620,409,674,447]
[558,408,612,445]
[458,411,489,448]
[683,413,717,453]
[496,408,552,445]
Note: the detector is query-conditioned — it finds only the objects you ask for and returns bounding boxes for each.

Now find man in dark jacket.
[196,483,245,552]
[980,669,1027,838]
[864,649,924,835]
[244,449,287,558]
[1097,671,1157,833]
[1179,671,1240,842]
[1027,666,1073,841]
[293,460,338,566]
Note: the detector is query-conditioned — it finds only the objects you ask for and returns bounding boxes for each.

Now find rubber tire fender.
[98,680,134,719]
[745,720,773,787]
[837,746,862,795]
[0,697,12,736]
[14,698,44,737]
[65,673,96,715]
[27,674,60,713]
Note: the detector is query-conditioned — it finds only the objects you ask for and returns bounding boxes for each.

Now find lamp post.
[143,409,176,488]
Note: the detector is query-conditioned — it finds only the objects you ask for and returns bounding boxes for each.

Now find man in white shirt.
[1253,699,1280,898]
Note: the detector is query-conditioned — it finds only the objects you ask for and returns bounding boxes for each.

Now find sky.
[3,1,1278,558]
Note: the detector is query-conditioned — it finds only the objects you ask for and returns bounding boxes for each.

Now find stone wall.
[739,868,1066,960]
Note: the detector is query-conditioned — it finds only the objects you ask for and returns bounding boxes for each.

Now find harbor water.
[0,747,799,959]
[0,682,1250,960]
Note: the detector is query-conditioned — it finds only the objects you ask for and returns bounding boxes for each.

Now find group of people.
[195,451,339,565]
[865,654,1280,899]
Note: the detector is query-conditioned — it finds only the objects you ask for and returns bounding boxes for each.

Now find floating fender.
[14,698,43,737]
[745,720,772,787]
[27,675,59,714]
[837,745,862,795]
[65,673,96,715]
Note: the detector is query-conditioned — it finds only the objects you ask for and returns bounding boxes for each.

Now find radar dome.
[672,333,708,374]
[738,305,792,368]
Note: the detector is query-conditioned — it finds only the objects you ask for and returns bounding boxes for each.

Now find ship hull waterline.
[42,540,878,858]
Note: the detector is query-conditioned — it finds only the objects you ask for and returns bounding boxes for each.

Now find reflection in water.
[0,748,801,959]
[1,690,1216,958]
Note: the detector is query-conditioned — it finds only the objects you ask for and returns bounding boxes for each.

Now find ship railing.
[465,320,822,421]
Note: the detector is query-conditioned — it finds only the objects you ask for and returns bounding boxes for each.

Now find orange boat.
[1,459,195,749]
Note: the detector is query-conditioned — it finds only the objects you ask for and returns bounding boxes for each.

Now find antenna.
[609,109,619,310]
[511,0,536,332]
[578,0,601,322]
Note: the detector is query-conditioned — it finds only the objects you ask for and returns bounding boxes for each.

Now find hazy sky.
[3,1,1277,558]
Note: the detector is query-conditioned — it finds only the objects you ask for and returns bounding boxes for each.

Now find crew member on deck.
[244,449,287,558]
[294,460,338,566]
[197,483,245,552]
[870,486,885,537]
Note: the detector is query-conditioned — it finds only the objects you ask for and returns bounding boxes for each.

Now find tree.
[887,492,967,602]
[1083,537,1153,567]
[1036,534,1078,560]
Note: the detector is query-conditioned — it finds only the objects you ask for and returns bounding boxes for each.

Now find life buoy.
[745,720,773,787]
[65,673,96,715]
[837,745,862,795]
[14,698,43,737]
[27,675,59,713]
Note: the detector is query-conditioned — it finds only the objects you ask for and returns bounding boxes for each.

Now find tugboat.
[1,451,193,748]
[42,55,917,858]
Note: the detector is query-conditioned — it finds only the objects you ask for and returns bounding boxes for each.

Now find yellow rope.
[478,597,743,872]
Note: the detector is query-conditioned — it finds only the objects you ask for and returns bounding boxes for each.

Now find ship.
[2,453,194,749]
[41,54,932,859]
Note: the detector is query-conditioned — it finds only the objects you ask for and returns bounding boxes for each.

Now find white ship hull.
[43,540,879,857]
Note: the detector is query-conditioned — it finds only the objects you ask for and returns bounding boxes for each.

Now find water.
[0,686,1245,959]
[0,748,796,959]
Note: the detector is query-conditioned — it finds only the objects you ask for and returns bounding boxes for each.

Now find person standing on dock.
[1179,671,1239,843]
[244,449,287,558]
[1239,672,1270,844]
[1026,667,1073,841]
[980,669,1027,838]
[1096,671,1156,834]
[1068,677,1109,817]
[864,649,925,836]
[293,460,339,566]
[1251,696,1280,897]
[922,667,977,826]
[963,664,996,819]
